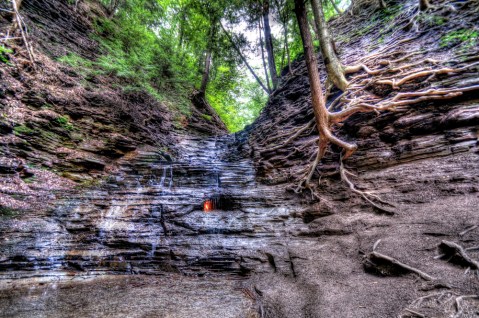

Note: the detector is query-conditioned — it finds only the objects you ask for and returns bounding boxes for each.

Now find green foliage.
[418,13,446,27]
[56,116,74,131]
[440,29,478,49]
[207,67,267,132]
[13,125,35,136]
[59,0,199,116]
[57,0,345,132]
[201,114,213,121]
[58,0,277,131]
[57,53,94,78]
[0,45,13,64]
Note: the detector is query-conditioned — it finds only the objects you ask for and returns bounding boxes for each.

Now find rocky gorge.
[1,0,479,317]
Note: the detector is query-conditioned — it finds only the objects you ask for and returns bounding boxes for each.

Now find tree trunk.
[259,20,272,93]
[285,26,292,75]
[178,9,186,49]
[11,0,22,28]
[220,21,270,94]
[262,0,279,90]
[199,22,217,94]
[419,0,430,10]
[280,20,292,75]
[293,0,329,143]
[274,0,293,75]
[311,0,349,91]
[199,50,212,94]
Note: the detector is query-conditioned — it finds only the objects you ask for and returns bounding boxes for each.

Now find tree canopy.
[59,0,348,132]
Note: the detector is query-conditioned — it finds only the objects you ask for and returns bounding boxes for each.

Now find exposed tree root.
[368,240,435,281]
[262,119,315,153]
[344,63,381,76]
[459,224,478,236]
[340,161,396,215]
[291,58,478,194]
[260,10,479,202]
[376,67,457,89]
[437,240,479,270]
[453,295,479,318]
[400,292,479,318]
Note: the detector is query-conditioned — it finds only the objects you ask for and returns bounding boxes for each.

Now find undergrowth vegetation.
[57,0,345,132]
[0,45,12,64]
[440,29,479,49]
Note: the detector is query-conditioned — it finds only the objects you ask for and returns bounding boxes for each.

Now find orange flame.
[203,200,213,212]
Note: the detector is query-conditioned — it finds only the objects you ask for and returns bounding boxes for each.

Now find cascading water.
[0,134,302,278]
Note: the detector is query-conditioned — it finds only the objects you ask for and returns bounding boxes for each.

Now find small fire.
[203,200,213,212]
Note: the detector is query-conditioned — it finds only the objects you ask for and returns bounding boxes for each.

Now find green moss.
[13,125,35,136]
[200,114,212,121]
[71,175,105,189]
[23,176,37,184]
[381,4,403,21]
[56,116,74,131]
[40,130,60,140]
[418,13,447,27]
[70,132,84,142]
[432,16,446,26]
[0,45,13,65]
[440,29,479,48]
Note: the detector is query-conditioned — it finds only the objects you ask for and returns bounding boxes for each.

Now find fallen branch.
[370,240,435,281]
[370,251,435,280]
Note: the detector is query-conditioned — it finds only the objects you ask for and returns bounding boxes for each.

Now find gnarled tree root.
[340,161,396,215]
[399,293,479,318]
[437,240,479,270]
[262,119,315,153]
[366,240,435,281]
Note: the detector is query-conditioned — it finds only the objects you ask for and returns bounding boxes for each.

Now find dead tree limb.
[370,250,435,281]
[10,0,35,68]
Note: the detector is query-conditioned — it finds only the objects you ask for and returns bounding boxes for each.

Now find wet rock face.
[0,135,304,277]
